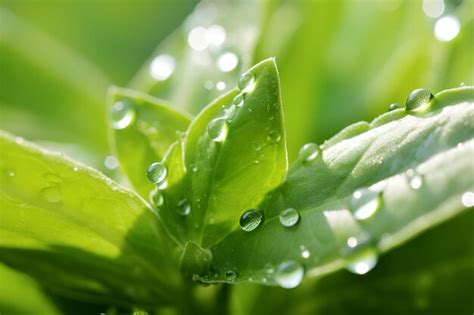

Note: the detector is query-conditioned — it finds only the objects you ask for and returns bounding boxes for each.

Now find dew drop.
[279,208,300,227]
[267,130,281,144]
[406,168,423,189]
[104,155,119,170]
[41,186,62,204]
[300,245,311,259]
[252,142,262,151]
[274,260,304,289]
[190,164,198,173]
[233,93,244,107]
[405,89,433,113]
[111,101,136,129]
[146,162,167,185]
[238,72,255,93]
[5,169,15,177]
[216,81,226,91]
[177,199,191,216]
[298,143,321,162]
[225,270,237,281]
[239,210,263,232]
[149,188,164,207]
[73,166,79,172]
[208,117,229,142]
[350,188,382,220]
[343,241,378,275]
[224,104,238,123]
[388,103,401,111]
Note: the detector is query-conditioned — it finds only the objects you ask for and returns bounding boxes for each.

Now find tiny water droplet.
[104,155,119,170]
[298,143,321,162]
[300,245,311,259]
[274,260,304,289]
[111,101,136,129]
[73,166,79,172]
[149,188,164,207]
[388,103,401,111]
[146,162,167,185]
[405,89,433,113]
[238,72,255,93]
[350,188,382,220]
[343,240,378,275]
[5,169,15,177]
[208,117,229,142]
[225,270,237,281]
[233,93,244,107]
[279,208,300,227]
[216,81,226,91]
[239,210,263,232]
[41,186,62,204]
[267,130,281,143]
[177,199,191,216]
[264,263,275,274]
[406,168,423,189]
[190,164,198,172]
[460,82,466,87]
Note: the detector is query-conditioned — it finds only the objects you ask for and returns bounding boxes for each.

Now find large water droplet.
[41,186,62,204]
[239,210,263,232]
[149,188,164,207]
[343,241,378,275]
[388,103,401,111]
[208,117,229,142]
[177,199,191,216]
[274,260,304,289]
[238,72,255,93]
[298,143,321,162]
[279,208,300,227]
[267,130,281,144]
[406,168,423,189]
[350,188,382,220]
[405,89,433,113]
[233,93,244,107]
[111,101,136,129]
[146,162,167,185]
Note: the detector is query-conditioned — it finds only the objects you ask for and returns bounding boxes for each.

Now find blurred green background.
[1,0,472,172]
[0,0,473,314]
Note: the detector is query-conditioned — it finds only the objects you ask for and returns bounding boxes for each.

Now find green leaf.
[0,263,60,315]
[129,0,266,115]
[108,87,191,199]
[0,131,182,307]
[229,210,474,315]
[159,58,287,249]
[200,86,474,285]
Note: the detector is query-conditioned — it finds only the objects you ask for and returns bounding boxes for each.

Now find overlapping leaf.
[0,131,182,307]
[199,87,474,285]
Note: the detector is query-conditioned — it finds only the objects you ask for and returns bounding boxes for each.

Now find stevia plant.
[1,57,473,314]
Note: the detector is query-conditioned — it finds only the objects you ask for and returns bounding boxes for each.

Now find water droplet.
[104,155,119,170]
[73,166,79,172]
[111,101,136,129]
[300,245,311,259]
[461,192,474,207]
[239,210,263,232]
[434,15,460,42]
[190,164,198,173]
[252,142,262,151]
[460,82,466,87]
[224,104,238,122]
[406,168,423,189]
[350,188,382,220]
[267,130,281,144]
[217,52,239,72]
[274,260,304,289]
[238,72,255,93]
[150,54,175,81]
[41,186,62,204]
[343,241,378,275]
[146,162,167,185]
[298,143,321,162]
[405,89,433,113]
[5,169,15,177]
[208,117,228,142]
[177,199,191,216]
[233,93,244,107]
[225,270,237,281]
[149,188,164,207]
[279,208,300,227]
[388,103,401,111]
